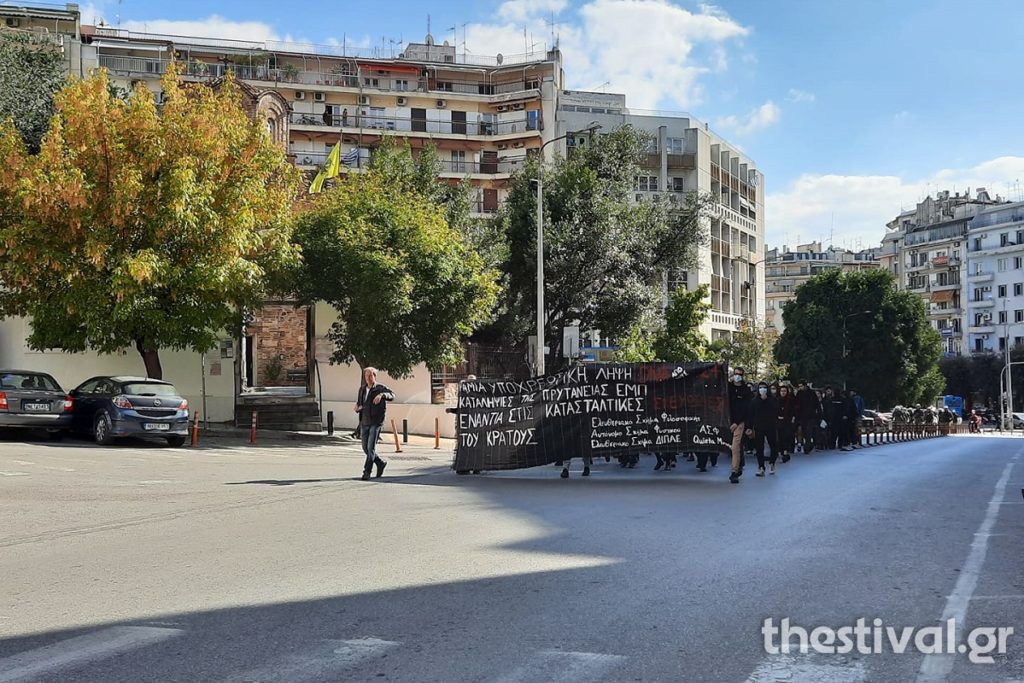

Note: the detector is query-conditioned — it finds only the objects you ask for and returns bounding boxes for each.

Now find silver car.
[0,370,73,439]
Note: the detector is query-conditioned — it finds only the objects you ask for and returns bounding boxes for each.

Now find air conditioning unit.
[301,155,314,165]
[436,99,447,109]
[983,313,993,322]
[5,18,20,28]
[397,96,407,106]
[497,143,508,150]
[294,91,306,100]
[314,92,325,102]
[512,102,525,110]
[377,69,387,75]
[358,95,370,105]
[496,105,508,112]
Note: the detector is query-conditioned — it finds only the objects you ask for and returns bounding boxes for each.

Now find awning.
[930,290,955,303]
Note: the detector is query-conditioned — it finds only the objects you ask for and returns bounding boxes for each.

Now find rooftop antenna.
[447,25,456,46]
[461,22,468,60]
[116,0,122,27]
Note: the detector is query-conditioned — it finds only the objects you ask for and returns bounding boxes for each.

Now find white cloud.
[765,156,1024,251]
[715,100,780,135]
[787,88,815,103]
[466,0,750,110]
[120,15,282,42]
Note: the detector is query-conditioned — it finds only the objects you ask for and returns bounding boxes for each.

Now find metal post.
[327,410,334,436]
[402,418,408,444]
[249,411,257,445]
[200,352,208,433]
[535,173,545,377]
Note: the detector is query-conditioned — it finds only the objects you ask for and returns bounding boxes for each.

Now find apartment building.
[763,242,880,335]
[0,2,87,75]
[884,189,1003,356]
[555,90,765,342]
[964,201,1024,355]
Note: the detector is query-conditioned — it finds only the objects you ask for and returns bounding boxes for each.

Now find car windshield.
[0,372,62,392]
[122,383,178,397]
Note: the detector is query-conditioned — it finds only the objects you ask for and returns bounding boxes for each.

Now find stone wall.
[247,304,309,388]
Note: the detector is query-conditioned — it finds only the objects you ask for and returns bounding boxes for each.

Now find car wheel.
[165,435,186,448]
[94,412,114,445]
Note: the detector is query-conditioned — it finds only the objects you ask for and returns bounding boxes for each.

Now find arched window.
[266,118,276,139]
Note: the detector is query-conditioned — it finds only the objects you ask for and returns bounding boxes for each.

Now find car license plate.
[143,423,171,431]
[23,403,50,412]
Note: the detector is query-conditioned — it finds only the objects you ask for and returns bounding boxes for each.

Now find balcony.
[437,157,527,176]
[968,325,996,335]
[967,271,994,282]
[710,311,747,331]
[711,203,758,232]
[711,274,732,296]
[710,237,731,258]
[931,281,960,292]
[968,298,995,309]
[291,112,540,138]
[907,281,929,292]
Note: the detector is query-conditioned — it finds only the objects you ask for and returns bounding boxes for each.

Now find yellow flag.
[308,143,342,194]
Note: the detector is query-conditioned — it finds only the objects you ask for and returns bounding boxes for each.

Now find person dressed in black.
[776,383,797,462]
[794,380,821,454]
[727,367,753,484]
[822,386,846,450]
[748,381,779,476]
[354,367,395,480]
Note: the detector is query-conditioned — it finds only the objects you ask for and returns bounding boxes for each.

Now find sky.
[81,0,1024,251]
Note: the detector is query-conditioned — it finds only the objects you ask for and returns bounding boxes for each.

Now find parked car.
[862,409,891,430]
[0,370,73,438]
[69,376,189,447]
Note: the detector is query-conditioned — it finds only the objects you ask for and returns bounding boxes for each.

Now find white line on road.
[221,637,399,683]
[0,626,183,682]
[744,655,866,683]
[916,454,1019,683]
[493,650,627,683]
[0,472,29,477]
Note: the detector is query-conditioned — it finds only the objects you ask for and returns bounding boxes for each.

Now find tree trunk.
[135,340,163,380]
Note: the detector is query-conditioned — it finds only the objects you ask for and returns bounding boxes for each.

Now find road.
[0,433,1022,682]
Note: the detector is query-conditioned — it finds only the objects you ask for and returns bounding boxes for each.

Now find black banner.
[452,362,731,471]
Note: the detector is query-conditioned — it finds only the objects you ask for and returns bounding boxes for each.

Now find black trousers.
[753,427,778,468]
[778,420,795,453]
[695,451,719,469]
[799,419,817,453]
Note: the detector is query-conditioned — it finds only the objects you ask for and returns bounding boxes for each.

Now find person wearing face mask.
[727,366,752,484]
[776,383,797,462]
[748,381,779,476]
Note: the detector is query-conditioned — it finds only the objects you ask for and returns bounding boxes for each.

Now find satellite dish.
[425,34,434,45]
[443,40,449,46]
[496,53,504,65]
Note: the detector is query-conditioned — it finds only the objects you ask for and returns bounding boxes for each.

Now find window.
[1018,229,1024,244]
[1001,233,1009,247]
[1017,310,1024,323]
[393,79,409,91]
[973,289,984,302]
[998,258,1008,272]
[999,285,1007,297]
[636,176,658,192]
[363,77,379,88]
[975,263,984,275]
[450,150,466,173]
[666,137,685,154]
[975,313,984,326]
[975,338,984,352]
[1016,257,1023,269]
[1016,336,1024,347]
[671,177,685,192]
[1016,283,1023,296]
[999,337,1006,352]
[526,110,539,131]
[973,238,982,251]
[999,311,1008,324]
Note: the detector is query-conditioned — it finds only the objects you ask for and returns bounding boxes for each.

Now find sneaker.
[560,467,569,479]
[756,467,765,477]
[698,466,708,473]
[769,463,776,475]
[375,460,387,478]
[729,472,740,483]
[582,466,591,477]
[360,472,371,481]
[654,461,664,471]
[781,454,791,463]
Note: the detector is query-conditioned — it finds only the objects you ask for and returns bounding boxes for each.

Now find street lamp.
[533,121,602,376]
[842,310,873,390]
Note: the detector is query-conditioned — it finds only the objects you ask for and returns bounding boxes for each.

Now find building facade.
[964,201,1024,355]
[763,242,881,335]
[555,90,766,342]
[884,189,1003,356]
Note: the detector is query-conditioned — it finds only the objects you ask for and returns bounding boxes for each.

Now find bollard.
[434,417,440,449]
[391,419,402,452]
[327,410,334,436]
[402,418,409,444]
[191,411,200,447]
[250,410,257,445]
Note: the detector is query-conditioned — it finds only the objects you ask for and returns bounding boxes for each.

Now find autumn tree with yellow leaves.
[0,67,300,379]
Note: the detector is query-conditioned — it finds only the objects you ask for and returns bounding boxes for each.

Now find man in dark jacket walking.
[776,383,797,462]
[822,386,846,450]
[355,367,395,480]
[749,381,779,476]
[794,380,821,454]
[728,367,752,484]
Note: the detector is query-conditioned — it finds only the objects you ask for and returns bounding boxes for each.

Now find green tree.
[718,319,789,381]
[485,125,710,362]
[775,269,942,407]
[291,141,500,374]
[0,30,66,153]
[653,284,712,362]
[0,68,301,378]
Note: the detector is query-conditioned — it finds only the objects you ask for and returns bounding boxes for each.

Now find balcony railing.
[469,201,501,215]
[437,158,527,175]
[710,312,746,329]
[291,111,539,137]
[967,271,994,282]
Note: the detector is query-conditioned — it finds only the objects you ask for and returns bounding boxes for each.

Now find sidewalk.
[198,423,456,449]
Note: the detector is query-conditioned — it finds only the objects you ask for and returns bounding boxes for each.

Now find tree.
[0,67,301,378]
[485,125,710,363]
[0,30,66,153]
[941,347,1024,410]
[291,141,500,375]
[653,284,712,362]
[717,319,789,381]
[775,269,943,408]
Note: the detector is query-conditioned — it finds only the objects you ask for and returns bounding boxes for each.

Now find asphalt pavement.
[0,432,1022,682]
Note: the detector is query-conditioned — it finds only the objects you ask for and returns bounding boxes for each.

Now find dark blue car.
[69,376,190,447]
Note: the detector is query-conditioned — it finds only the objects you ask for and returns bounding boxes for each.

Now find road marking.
[493,650,626,683]
[221,637,399,683]
[916,456,1018,683]
[0,472,29,477]
[0,626,182,682]
[745,655,866,683]
[9,460,35,466]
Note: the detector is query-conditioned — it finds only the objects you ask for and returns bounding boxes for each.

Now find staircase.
[234,393,322,432]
